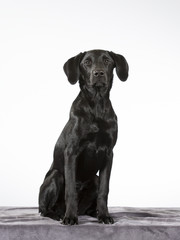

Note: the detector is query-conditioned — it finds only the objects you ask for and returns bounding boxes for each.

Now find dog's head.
[63,50,129,90]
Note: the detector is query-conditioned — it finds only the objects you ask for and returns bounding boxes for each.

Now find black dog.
[39,50,129,225]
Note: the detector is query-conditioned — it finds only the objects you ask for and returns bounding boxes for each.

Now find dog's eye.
[104,58,110,64]
[84,59,92,66]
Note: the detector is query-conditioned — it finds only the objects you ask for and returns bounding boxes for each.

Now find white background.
[0,0,180,207]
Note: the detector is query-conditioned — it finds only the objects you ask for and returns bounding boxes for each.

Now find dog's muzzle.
[91,69,107,87]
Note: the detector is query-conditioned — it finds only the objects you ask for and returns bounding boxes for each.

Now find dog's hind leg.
[78,175,99,217]
[39,169,65,220]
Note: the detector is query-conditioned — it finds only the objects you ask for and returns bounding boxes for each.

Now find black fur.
[39,50,129,225]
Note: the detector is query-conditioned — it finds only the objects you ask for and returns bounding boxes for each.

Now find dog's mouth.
[93,82,106,88]
[90,76,108,88]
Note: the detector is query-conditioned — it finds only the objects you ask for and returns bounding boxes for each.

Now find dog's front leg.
[62,147,78,225]
[97,151,114,224]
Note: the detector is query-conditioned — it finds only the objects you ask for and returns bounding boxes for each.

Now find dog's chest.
[76,117,117,181]
[90,119,112,146]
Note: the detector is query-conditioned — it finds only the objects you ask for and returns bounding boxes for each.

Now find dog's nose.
[93,70,105,77]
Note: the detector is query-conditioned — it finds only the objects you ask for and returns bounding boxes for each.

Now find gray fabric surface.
[0,207,180,240]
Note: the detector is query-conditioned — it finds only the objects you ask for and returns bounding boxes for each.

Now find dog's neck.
[79,85,111,119]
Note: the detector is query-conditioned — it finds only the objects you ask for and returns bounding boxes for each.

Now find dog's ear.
[63,52,85,84]
[109,52,129,81]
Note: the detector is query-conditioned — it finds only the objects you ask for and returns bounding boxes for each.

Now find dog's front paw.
[97,214,114,224]
[62,215,78,225]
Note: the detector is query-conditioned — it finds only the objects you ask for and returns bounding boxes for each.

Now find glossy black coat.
[39,50,129,225]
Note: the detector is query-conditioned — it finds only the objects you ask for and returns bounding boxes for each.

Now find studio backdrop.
[0,0,180,207]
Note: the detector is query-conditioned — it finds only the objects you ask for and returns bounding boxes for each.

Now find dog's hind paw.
[40,211,61,221]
